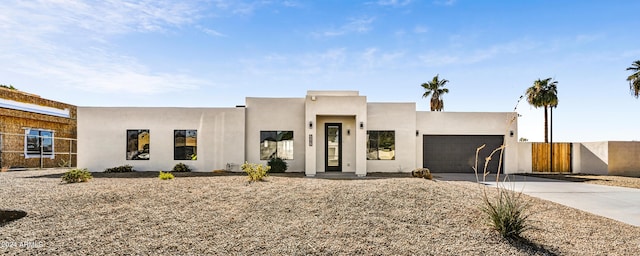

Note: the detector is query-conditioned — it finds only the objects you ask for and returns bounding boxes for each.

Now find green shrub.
[481,189,531,239]
[172,163,191,172]
[159,171,175,180]
[104,165,134,173]
[267,157,288,173]
[61,168,92,183]
[241,162,270,182]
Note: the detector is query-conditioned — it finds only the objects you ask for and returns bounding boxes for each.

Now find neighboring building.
[0,87,77,169]
[78,91,519,175]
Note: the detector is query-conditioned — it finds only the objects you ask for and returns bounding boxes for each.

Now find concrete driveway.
[435,173,640,227]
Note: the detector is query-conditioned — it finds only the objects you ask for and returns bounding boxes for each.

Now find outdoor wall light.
[347,129,351,136]
[359,122,364,129]
[509,130,514,137]
[309,121,313,129]
[416,130,419,136]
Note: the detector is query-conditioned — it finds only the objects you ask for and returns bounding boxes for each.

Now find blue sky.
[2,0,639,142]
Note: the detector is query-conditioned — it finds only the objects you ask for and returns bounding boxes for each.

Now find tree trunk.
[544,106,548,143]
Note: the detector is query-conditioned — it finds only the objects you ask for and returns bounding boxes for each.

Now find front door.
[325,123,342,172]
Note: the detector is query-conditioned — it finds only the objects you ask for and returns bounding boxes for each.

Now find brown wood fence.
[532,143,572,173]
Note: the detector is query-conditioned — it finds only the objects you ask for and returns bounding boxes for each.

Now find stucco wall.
[245,97,305,172]
[516,142,532,173]
[366,103,416,172]
[305,93,367,176]
[416,112,519,173]
[78,107,245,172]
[608,141,640,177]
[572,142,608,175]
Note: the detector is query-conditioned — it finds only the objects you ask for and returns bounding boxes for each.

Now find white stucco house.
[77,91,519,176]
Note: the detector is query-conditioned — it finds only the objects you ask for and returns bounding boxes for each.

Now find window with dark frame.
[260,131,294,160]
[367,130,395,160]
[174,130,197,160]
[24,129,54,159]
[126,129,150,160]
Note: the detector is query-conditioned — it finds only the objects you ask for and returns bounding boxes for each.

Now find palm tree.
[626,60,640,98]
[421,75,450,111]
[525,78,558,143]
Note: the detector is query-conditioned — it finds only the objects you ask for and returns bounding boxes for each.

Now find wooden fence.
[532,143,572,173]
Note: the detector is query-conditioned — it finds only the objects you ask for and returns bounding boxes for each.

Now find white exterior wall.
[367,103,416,172]
[572,142,609,175]
[416,112,519,174]
[77,91,524,175]
[77,107,245,172]
[572,141,640,177]
[516,142,532,173]
[245,98,306,171]
[305,92,367,176]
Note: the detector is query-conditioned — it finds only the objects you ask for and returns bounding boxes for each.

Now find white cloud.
[6,47,203,94]
[0,0,208,94]
[419,38,540,67]
[198,26,228,37]
[314,17,376,37]
[413,25,428,34]
[360,48,406,69]
[375,0,413,7]
[433,0,456,6]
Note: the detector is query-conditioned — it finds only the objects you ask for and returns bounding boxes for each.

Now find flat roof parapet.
[306,90,359,97]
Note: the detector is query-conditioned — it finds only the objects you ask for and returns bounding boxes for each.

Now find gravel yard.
[2,169,640,255]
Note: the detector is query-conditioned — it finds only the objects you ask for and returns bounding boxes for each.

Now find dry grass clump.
[474,142,531,239]
[411,168,433,180]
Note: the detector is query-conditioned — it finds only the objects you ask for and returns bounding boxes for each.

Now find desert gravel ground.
[1,169,640,255]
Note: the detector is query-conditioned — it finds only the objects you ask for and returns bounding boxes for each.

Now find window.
[24,129,54,159]
[127,130,150,160]
[174,130,197,160]
[367,131,395,160]
[260,131,294,160]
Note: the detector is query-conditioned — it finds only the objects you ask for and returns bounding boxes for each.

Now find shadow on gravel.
[0,210,27,227]
[271,172,415,180]
[25,171,245,179]
[520,174,610,183]
[24,171,415,180]
[508,237,560,256]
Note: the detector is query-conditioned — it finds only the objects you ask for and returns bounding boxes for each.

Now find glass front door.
[325,123,342,171]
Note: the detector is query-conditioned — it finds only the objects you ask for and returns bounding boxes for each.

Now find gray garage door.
[423,135,504,173]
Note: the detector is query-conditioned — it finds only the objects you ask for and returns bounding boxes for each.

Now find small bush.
[241,162,270,182]
[61,168,92,183]
[481,188,531,239]
[172,163,191,172]
[159,171,174,180]
[411,168,432,180]
[104,165,134,173]
[267,157,288,173]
